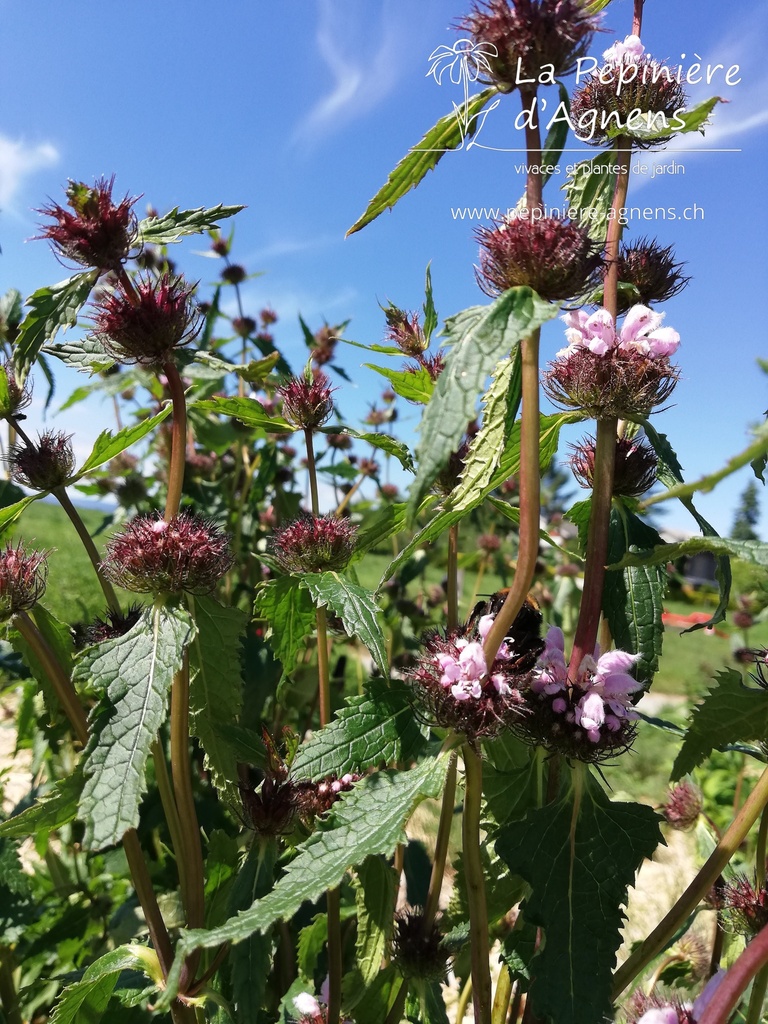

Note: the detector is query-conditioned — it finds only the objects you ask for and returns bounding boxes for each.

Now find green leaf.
[43,334,115,375]
[298,913,328,981]
[187,595,247,805]
[408,288,558,514]
[562,151,618,241]
[352,503,408,561]
[632,95,723,143]
[135,203,244,245]
[347,89,498,235]
[300,572,388,674]
[228,839,278,1024]
[16,271,98,382]
[9,604,75,720]
[160,757,450,1004]
[0,493,42,535]
[254,576,316,671]
[78,604,195,850]
[77,405,173,477]
[405,981,449,1024]
[291,679,426,781]
[329,428,414,473]
[0,770,83,839]
[48,945,161,1024]
[193,396,294,433]
[672,669,768,780]
[495,774,662,1024]
[603,504,666,686]
[364,363,435,405]
[584,0,614,10]
[354,856,398,984]
[342,967,399,1024]
[423,264,438,343]
[541,84,571,186]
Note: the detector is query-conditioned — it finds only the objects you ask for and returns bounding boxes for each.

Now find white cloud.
[0,135,59,209]
[293,0,416,143]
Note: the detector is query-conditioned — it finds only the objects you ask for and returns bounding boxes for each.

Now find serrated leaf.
[0,769,84,838]
[409,289,557,514]
[340,430,414,473]
[672,669,768,779]
[16,271,98,382]
[562,151,617,241]
[228,839,278,1024]
[0,493,42,534]
[342,966,399,1024]
[495,774,662,1024]
[78,604,195,850]
[43,334,115,375]
[364,363,435,405]
[629,95,723,143]
[48,945,161,1024]
[405,981,449,1024]
[603,504,666,686]
[135,203,244,246]
[423,264,438,343]
[500,916,538,988]
[160,757,450,1004]
[300,572,388,674]
[298,913,328,981]
[611,535,768,569]
[77,405,173,477]
[347,89,498,235]
[541,84,570,185]
[187,595,246,804]
[354,856,398,984]
[291,679,426,781]
[193,395,294,433]
[255,576,316,671]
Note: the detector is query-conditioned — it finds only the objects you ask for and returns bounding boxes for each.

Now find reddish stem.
[163,361,187,522]
[520,89,544,214]
[697,922,768,1024]
[632,0,645,36]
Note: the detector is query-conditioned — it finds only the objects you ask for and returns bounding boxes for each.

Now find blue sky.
[1,0,767,536]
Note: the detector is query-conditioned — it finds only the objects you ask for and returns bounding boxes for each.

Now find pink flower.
[558,308,617,357]
[293,992,322,1019]
[603,34,645,65]
[576,691,605,741]
[619,305,680,358]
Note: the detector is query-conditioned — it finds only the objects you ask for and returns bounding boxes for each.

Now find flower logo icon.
[427,39,498,141]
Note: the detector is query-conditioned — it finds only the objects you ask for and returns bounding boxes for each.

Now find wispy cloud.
[0,135,59,209]
[293,0,421,144]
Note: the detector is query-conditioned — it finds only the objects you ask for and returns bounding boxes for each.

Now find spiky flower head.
[713,874,768,937]
[408,351,445,385]
[9,431,76,491]
[72,604,144,649]
[475,215,602,301]
[616,238,690,311]
[384,304,427,358]
[478,533,502,553]
[0,542,48,622]
[102,511,233,595]
[457,0,598,91]
[623,992,695,1024]
[662,780,703,831]
[569,434,658,498]
[392,908,450,981]
[273,513,357,574]
[570,37,688,149]
[543,305,679,419]
[36,176,139,270]
[409,600,542,740]
[515,626,642,762]
[0,362,32,419]
[90,273,201,367]
[277,370,334,430]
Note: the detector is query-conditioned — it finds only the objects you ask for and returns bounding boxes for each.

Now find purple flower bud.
[0,542,48,622]
[9,431,76,491]
[662,780,703,831]
[277,371,335,430]
[273,513,357,574]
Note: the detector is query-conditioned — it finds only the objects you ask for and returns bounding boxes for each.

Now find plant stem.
[483,328,541,666]
[123,829,176,980]
[304,427,320,515]
[152,736,188,901]
[757,803,768,889]
[326,887,343,1024]
[0,950,22,1024]
[447,525,460,632]
[509,982,523,1024]
[170,650,205,934]
[698,921,768,1024]
[163,361,188,521]
[613,764,768,999]
[492,966,513,1024]
[603,141,632,321]
[424,752,458,928]
[520,90,544,214]
[456,976,474,1024]
[567,416,618,677]
[462,743,492,1024]
[747,963,768,1024]
[632,0,645,36]
[384,980,409,1024]
[53,486,121,614]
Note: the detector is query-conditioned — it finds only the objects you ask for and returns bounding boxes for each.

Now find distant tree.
[731,480,761,541]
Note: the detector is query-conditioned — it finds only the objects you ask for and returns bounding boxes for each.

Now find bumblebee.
[466,590,544,672]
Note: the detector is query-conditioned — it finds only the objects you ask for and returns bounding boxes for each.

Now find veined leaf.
[254,576,316,671]
[347,89,498,235]
[187,595,247,805]
[0,494,43,534]
[408,288,557,515]
[610,535,768,570]
[160,757,450,1005]
[336,430,414,473]
[291,679,426,781]
[423,264,438,343]
[43,334,115,375]
[298,913,328,982]
[631,96,723,143]
[135,203,244,246]
[673,669,768,779]
[10,604,75,721]
[0,770,83,839]
[193,395,294,433]
[603,504,667,686]
[77,405,173,476]
[541,84,571,185]
[562,151,618,242]
[300,572,388,674]
[364,363,435,405]
[48,945,161,1024]
[228,839,278,1023]
[495,772,661,1024]
[354,856,398,985]
[16,271,98,383]
[352,503,409,561]
[78,604,195,850]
